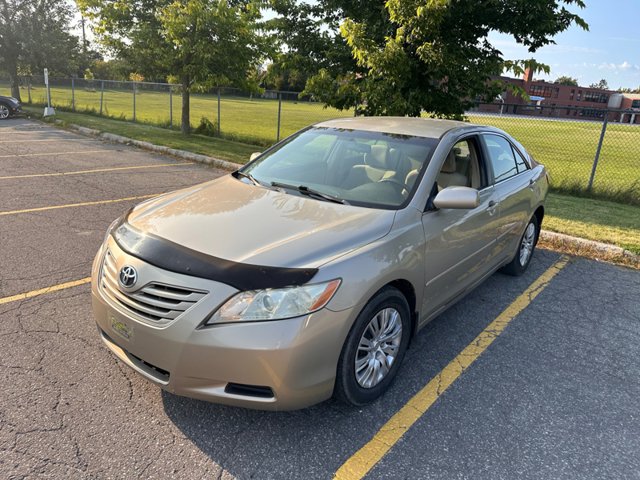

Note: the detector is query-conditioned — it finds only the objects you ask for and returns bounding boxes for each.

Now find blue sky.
[489,0,640,89]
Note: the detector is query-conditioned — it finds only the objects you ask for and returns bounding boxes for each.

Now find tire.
[334,286,411,406]
[501,214,540,276]
[0,103,10,120]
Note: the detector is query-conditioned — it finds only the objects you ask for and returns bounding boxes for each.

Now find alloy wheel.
[0,105,9,119]
[355,307,403,389]
[519,222,536,266]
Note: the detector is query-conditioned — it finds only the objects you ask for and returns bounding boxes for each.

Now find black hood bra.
[112,214,318,291]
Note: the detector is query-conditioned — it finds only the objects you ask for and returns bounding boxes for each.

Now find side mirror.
[250,152,262,162]
[433,186,479,210]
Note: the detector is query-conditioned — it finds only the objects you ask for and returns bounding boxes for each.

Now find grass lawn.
[6,83,353,146]
[544,193,640,255]
[467,114,640,202]
[24,106,258,165]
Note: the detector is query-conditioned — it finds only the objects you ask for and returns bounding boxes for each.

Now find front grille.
[101,250,207,325]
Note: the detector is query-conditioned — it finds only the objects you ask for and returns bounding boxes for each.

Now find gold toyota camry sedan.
[91,117,548,410]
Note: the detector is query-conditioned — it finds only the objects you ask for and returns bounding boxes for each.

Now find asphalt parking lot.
[1,118,639,480]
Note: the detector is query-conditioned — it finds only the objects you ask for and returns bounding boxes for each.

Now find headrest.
[366,145,388,169]
[441,149,457,173]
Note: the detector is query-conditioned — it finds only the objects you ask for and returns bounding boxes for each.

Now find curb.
[62,122,244,172]
[52,120,640,265]
[539,230,638,262]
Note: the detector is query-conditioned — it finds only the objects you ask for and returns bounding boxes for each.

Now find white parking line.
[0,150,112,158]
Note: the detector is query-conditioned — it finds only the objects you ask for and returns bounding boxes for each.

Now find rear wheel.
[334,287,411,406]
[0,103,10,120]
[501,215,540,276]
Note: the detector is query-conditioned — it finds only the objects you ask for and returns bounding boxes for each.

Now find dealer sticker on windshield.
[110,315,133,341]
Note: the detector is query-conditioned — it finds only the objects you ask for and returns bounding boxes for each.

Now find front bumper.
[8,102,22,115]
[91,239,357,410]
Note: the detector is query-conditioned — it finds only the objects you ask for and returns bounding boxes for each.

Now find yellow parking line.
[334,255,571,480]
[0,277,91,306]
[0,194,159,217]
[0,162,193,180]
[0,139,88,143]
[0,150,111,158]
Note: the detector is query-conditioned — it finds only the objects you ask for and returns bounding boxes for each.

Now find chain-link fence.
[1,76,354,146]
[189,87,354,145]
[1,75,180,126]
[468,104,640,204]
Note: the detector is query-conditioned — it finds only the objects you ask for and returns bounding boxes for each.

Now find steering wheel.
[378,178,411,191]
[378,178,412,199]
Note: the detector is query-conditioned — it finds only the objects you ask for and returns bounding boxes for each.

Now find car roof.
[314,116,476,139]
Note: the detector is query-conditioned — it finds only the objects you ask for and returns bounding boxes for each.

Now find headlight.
[206,279,341,324]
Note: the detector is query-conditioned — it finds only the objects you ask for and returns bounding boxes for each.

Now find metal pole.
[588,114,608,191]
[27,78,32,104]
[46,76,52,109]
[276,93,282,142]
[133,82,136,122]
[217,87,221,136]
[169,88,173,128]
[71,77,75,112]
[100,81,104,115]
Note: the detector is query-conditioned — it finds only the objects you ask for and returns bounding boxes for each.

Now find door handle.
[488,200,496,208]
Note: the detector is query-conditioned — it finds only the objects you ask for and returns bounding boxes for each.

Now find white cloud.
[597,61,640,72]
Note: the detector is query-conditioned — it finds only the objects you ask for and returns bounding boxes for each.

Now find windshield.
[240,127,438,209]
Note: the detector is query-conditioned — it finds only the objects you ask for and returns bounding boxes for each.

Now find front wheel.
[501,215,540,276]
[334,286,411,406]
[0,103,10,120]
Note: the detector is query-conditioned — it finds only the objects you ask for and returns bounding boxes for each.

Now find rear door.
[420,136,502,317]
[480,134,538,263]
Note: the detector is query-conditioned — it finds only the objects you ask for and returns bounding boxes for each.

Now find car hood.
[127,175,396,268]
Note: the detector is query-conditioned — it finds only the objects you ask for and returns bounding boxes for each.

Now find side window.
[436,138,485,190]
[483,135,519,183]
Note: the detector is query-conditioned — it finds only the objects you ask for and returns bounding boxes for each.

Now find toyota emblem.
[119,265,138,288]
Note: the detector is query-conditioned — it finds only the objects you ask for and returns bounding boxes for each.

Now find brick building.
[476,68,640,124]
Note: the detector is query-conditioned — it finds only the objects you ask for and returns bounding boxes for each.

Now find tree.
[619,86,640,94]
[89,59,133,81]
[0,0,81,101]
[554,76,580,86]
[265,0,346,92]
[589,78,608,90]
[79,0,266,134]
[295,0,587,116]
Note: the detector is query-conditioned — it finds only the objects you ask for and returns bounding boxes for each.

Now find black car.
[0,95,22,119]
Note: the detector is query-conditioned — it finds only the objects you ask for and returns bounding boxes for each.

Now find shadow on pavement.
[162,251,560,479]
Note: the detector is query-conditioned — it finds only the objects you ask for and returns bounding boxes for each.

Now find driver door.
[420,136,501,318]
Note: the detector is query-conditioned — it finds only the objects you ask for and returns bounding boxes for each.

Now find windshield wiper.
[271,181,348,205]
[235,170,261,186]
